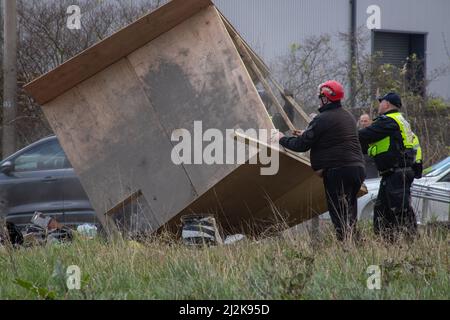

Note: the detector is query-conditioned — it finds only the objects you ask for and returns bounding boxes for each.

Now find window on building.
[373,31,426,96]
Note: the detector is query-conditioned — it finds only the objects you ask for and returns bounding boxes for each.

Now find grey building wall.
[214,0,450,99]
[213,0,350,62]
[356,0,450,98]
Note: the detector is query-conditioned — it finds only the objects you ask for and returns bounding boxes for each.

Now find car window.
[13,140,71,172]
[439,172,450,183]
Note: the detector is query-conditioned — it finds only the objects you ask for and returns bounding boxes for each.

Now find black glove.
[412,162,423,179]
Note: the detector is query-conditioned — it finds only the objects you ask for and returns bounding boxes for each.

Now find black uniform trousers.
[323,166,365,241]
[374,167,417,241]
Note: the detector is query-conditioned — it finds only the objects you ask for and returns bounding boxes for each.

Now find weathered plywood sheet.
[41,5,274,232]
[24,0,213,105]
[43,59,197,229]
[165,143,327,235]
[128,6,273,197]
[26,1,342,236]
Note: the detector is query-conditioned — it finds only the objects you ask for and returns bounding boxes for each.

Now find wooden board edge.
[218,10,271,77]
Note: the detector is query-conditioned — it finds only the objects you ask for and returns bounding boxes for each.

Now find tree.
[0,0,165,151]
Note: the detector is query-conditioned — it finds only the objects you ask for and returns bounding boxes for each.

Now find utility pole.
[349,0,357,109]
[2,0,17,158]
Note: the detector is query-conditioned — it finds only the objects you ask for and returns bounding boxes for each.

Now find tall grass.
[0,223,448,300]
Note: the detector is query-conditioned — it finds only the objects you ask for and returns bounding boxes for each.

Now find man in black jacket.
[274,80,365,241]
[359,93,420,241]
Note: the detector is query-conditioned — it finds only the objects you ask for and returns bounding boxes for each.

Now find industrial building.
[215,0,450,100]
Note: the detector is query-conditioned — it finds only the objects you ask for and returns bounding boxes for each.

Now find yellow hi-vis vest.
[368,112,416,159]
[412,133,422,163]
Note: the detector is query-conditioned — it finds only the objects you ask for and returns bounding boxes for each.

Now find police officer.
[274,80,365,241]
[359,92,422,241]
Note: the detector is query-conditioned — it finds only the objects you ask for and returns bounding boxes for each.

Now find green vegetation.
[0,224,448,300]
[427,96,450,111]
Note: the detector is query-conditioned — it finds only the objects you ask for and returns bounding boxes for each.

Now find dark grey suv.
[0,136,97,230]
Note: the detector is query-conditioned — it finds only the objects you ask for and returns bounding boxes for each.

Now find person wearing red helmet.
[318,80,345,103]
[274,80,365,241]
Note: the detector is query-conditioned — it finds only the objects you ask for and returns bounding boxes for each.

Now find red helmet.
[318,80,344,102]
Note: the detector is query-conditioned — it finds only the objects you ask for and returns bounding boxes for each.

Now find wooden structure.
[24,0,353,236]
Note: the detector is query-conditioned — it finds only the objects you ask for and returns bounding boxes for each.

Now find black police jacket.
[358,110,415,172]
[279,102,364,171]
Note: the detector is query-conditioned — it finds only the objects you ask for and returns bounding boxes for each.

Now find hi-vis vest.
[412,133,422,163]
[368,112,421,163]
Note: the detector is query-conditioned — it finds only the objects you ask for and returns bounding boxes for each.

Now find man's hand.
[271,131,285,144]
[292,129,304,136]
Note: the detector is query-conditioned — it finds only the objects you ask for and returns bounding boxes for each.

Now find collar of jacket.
[318,101,342,113]
[382,109,400,116]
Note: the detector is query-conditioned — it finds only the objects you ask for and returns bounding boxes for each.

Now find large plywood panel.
[128,6,274,199]
[44,59,197,228]
[28,1,343,236]
[24,0,213,105]
[165,148,327,235]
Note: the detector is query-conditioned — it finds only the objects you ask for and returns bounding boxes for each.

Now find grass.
[0,223,448,300]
